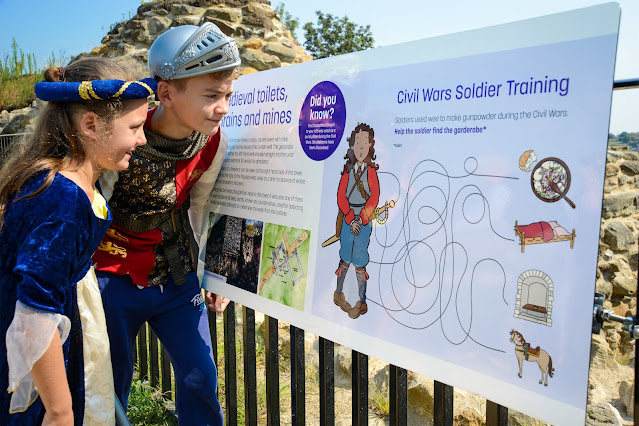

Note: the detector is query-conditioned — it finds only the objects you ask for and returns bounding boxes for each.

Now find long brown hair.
[0,57,137,230]
[342,122,379,175]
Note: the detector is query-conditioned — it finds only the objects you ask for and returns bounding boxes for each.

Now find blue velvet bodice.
[0,172,112,425]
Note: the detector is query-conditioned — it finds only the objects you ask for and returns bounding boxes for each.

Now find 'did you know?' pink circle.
[298,81,346,161]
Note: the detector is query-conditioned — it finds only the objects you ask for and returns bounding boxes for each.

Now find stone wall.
[588,146,638,423]
[89,0,312,76]
[597,147,638,359]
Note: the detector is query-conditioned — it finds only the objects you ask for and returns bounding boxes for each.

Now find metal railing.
[614,78,639,90]
[136,291,639,425]
[0,132,28,159]
[133,305,512,425]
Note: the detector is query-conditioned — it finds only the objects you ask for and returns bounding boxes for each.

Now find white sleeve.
[188,131,228,247]
[98,169,120,201]
[6,301,71,413]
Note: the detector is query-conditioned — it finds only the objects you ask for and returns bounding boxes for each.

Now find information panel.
[199,4,620,424]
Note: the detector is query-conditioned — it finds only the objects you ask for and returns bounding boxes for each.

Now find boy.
[94,22,239,425]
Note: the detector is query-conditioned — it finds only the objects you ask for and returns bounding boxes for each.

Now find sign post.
[200,4,621,424]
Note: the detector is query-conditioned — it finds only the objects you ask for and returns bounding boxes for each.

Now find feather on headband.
[35,78,157,101]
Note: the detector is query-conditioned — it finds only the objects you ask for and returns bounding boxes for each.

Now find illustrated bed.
[514,220,576,253]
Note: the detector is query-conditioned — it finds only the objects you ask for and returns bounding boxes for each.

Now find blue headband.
[35,78,157,102]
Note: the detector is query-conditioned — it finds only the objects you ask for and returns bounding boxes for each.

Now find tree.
[618,132,630,144]
[275,3,300,39]
[303,11,374,59]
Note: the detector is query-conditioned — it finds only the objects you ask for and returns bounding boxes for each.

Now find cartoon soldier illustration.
[331,122,380,319]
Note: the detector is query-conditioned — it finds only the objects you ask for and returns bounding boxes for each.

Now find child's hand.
[206,291,230,312]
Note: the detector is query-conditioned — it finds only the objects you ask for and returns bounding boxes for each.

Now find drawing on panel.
[204,214,263,293]
[531,157,576,209]
[260,229,308,290]
[514,220,576,253]
[259,223,310,311]
[316,126,520,353]
[513,269,554,326]
[518,150,537,172]
[509,330,555,386]
[321,123,395,319]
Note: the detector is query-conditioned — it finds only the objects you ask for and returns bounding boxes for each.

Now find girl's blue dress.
[0,172,112,425]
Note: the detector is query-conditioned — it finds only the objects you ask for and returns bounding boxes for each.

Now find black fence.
[135,305,513,425]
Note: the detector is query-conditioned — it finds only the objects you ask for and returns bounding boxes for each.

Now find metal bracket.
[593,292,639,339]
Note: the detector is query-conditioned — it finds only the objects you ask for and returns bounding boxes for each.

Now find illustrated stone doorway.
[514,269,554,326]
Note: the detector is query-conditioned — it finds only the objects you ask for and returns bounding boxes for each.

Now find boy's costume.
[95,22,239,424]
[95,108,227,424]
[95,108,222,288]
[0,173,114,425]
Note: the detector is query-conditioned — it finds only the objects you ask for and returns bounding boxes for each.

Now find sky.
[0,0,636,133]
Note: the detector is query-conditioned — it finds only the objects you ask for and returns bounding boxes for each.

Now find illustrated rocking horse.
[509,329,555,386]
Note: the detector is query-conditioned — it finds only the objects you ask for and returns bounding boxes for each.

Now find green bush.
[127,379,177,426]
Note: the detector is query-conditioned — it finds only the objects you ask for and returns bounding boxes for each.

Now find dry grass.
[0,38,65,111]
[0,74,40,111]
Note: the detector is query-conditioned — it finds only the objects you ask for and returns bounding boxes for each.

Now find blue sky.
[0,0,636,132]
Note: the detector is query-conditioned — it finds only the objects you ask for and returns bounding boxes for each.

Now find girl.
[0,57,156,425]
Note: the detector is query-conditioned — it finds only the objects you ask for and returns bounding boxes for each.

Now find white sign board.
[199,4,620,424]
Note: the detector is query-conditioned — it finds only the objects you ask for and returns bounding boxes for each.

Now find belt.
[112,199,194,285]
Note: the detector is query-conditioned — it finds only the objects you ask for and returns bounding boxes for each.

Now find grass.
[369,389,390,417]
[127,379,177,425]
[0,39,41,111]
[0,75,40,111]
[474,395,487,423]
[0,39,67,111]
